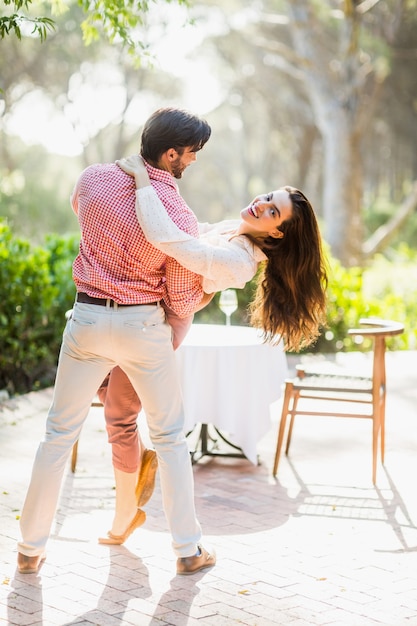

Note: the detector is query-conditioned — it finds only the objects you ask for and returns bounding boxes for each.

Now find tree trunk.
[286,0,391,266]
[320,110,364,265]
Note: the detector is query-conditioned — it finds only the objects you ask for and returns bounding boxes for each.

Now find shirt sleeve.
[147,185,204,317]
[70,178,81,215]
[136,187,260,294]
[198,219,241,235]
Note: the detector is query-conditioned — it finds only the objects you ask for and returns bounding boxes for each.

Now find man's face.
[170,147,197,179]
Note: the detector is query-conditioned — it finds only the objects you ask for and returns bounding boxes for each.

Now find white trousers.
[18,301,202,558]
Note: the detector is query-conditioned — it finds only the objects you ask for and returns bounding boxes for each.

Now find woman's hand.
[116,155,151,188]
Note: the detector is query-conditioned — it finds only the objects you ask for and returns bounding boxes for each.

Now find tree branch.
[362,181,417,258]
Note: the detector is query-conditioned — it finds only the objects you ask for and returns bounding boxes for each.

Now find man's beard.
[171,156,186,179]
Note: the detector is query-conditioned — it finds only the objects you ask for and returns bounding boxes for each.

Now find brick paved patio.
[1,351,417,625]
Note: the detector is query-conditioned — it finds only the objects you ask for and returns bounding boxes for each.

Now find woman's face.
[238,189,293,238]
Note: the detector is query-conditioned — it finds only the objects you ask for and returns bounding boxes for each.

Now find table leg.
[187,423,250,464]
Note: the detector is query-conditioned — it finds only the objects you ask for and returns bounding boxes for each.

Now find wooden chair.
[272,318,404,484]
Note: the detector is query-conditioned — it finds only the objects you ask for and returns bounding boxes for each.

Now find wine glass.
[219,289,238,326]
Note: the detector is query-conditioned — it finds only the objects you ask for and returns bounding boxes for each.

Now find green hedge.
[0,219,415,395]
[0,221,78,394]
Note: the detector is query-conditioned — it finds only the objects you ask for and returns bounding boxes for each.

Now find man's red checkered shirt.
[71,160,203,318]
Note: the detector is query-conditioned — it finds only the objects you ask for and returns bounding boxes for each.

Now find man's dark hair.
[140,107,211,164]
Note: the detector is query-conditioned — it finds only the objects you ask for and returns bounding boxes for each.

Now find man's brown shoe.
[135,449,158,507]
[17,552,46,574]
[176,545,216,576]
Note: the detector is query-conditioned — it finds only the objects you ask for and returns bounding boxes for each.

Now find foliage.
[0,0,190,55]
[79,0,178,54]
[44,230,79,318]
[295,246,415,353]
[364,194,417,249]
[313,255,379,354]
[0,220,78,394]
[0,147,79,242]
[0,0,55,40]
[362,246,417,351]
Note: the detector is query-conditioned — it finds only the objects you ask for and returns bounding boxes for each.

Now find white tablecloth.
[175,324,288,464]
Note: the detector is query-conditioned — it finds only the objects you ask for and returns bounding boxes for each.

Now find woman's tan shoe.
[98,509,146,545]
[135,449,158,507]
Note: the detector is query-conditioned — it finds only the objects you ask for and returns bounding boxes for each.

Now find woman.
[99,155,328,544]
[120,154,328,352]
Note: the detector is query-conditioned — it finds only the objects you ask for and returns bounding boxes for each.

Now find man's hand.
[193,292,215,312]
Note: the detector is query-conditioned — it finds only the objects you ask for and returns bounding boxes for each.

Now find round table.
[176,324,288,464]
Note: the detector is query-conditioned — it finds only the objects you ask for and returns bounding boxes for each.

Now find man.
[17,107,216,576]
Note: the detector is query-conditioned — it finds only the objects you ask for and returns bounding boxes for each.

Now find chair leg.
[372,413,380,485]
[380,396,386,465]
[273,383,293,476]
[285,391,300,454]
[71,440,79,473]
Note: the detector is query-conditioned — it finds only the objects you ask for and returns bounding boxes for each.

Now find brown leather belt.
[77,293,158,308]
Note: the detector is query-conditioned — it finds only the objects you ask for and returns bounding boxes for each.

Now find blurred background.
[1,0,417,393]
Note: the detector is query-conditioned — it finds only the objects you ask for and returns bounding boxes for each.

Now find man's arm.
[70,178,81,215]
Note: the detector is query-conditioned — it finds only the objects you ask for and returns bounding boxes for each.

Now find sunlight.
[5,3,225,157]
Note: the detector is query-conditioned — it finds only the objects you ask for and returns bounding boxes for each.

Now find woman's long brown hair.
[246,187,328,352]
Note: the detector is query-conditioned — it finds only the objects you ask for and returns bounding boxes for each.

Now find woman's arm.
[116,156,259,292]
[198,219,240,235]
